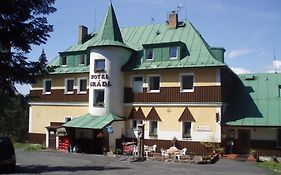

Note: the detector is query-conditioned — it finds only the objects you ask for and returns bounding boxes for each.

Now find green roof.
[63,113,123,129]
[48,4,225,74]
[224,73,281,127]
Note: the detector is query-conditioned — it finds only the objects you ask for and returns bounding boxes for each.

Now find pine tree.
[0,0,56,94]
[38,49,48,66]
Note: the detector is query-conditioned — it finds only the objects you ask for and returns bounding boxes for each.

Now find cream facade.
[28,3,226,154]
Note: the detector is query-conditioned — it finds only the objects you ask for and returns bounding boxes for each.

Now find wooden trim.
[124,86,221,103]
[128,107,146,120]
[178,107,195,122]
[30,89,89,102]
[116,138,211,155]
[28,133,46,144]
[145,107,161,121]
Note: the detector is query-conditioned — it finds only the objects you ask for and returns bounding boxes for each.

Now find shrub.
[24,144,46,151]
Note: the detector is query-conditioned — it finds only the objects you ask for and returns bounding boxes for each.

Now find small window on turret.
[94,59,105,73]
[169,47,178,59]
[146,49,153,60]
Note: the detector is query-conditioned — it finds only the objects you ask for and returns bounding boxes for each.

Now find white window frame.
[93,89,105,107]
[64,78,74,94]
[79,54,85,65]
[77,77,87,94]
[132,75,144,93]
[148,75,160,93]
[169,47,178,60]
[43,79,52,94]
[182,121,192,140]
[94,59,105,73]
[145,48,154,61]
[132,120,143,130]
[149,121,158,138]
[180,73,194,92]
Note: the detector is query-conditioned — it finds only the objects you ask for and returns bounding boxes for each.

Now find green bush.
[24,144,46,151]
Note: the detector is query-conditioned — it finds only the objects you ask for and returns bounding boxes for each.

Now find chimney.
[168,11,178,29]
[78,25,88,44]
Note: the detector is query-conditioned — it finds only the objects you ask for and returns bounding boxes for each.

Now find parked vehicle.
[0,136,16,173]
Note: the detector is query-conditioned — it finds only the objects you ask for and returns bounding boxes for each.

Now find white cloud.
[226,49,254,59]
[266,59,281,73]
[230,67,251,74]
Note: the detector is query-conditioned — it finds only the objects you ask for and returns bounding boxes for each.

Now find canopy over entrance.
[63,113,123,129]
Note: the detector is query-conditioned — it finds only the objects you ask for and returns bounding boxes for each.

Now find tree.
[38,49,48,66]
[0,0,56,95]
[0,94,29,141]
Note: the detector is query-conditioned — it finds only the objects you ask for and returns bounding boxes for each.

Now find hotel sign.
[90,73,112,87]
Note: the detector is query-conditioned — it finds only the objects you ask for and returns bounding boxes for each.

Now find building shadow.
[222,69,262,123]
[15,165,130,174]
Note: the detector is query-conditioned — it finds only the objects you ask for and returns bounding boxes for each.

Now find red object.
[58,137,70,151]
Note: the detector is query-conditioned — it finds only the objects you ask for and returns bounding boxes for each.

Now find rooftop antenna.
[93,8,96,32]
[274,48,277,73]
[151,17,155,24]
[185,0,187,21]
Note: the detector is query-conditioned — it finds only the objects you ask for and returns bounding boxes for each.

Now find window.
[79,55,85,65]
[148,75,160,92]
[43,79,51,94]
[61,57,67,66]
[132,76,143,93]
[145,48,153,60]
[65,79,74,94]
[169,47,178,59]
[181,74,194,92]
[65,117,72,123]
[182,122,191,139]
[132,120,143,129]
[149,121,158,137]
[78,78,87,94]
[94,59,105,72]
[279,85,281,97]
[94,89,105,107]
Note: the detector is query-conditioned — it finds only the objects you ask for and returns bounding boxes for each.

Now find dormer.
[142,42,188,62]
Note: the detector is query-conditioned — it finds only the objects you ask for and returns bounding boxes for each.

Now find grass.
[257,161,281,175]
[14,142,47,151]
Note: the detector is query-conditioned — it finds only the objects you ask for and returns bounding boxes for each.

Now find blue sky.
[17,0,281,94]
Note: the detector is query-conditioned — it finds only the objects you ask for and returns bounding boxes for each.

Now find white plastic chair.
[145,144,157,157]
[161,148,169,159]
[132,145,138,156]
[176,148,187,160]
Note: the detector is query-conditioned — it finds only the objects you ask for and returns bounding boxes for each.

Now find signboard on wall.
[90,73,112,87]
[196,125,211,132]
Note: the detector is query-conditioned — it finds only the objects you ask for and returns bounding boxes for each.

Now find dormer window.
[61,57,67,66]
[169,47,178,59]
[145,48,153,60]
[94,59,105,73]
[79,55,85,65]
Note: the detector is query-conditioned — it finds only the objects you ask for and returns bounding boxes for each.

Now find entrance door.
[237,129,250,154]
[49,130,56,149]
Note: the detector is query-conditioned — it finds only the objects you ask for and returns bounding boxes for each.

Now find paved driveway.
[14,149,270,175]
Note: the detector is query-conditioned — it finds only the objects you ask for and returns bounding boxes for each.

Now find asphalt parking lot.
[12,149,270,175]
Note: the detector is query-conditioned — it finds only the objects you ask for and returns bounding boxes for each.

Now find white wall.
[89,47,132,116]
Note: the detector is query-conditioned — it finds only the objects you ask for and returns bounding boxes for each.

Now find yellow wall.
[31,105,88,133]
[124,106,217,133]
[32,73,89,90]
[124,68,218,88]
